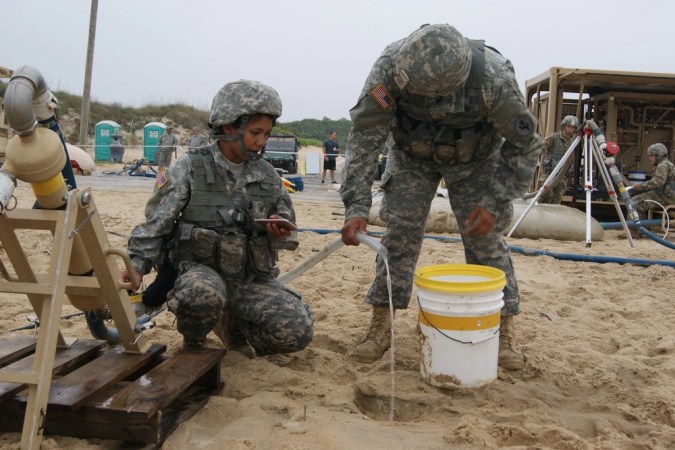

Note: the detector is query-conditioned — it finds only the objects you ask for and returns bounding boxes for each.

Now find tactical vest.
[174,150,276,279]
[392,39,489,164]
[543,132,571,172]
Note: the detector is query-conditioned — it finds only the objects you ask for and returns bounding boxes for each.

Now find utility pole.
[79,0,98,147]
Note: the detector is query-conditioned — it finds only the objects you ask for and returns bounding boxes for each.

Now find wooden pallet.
[0,336,226,446]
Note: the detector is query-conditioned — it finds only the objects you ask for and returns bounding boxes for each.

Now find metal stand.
[508,125,635,248]
[0,188,149,450]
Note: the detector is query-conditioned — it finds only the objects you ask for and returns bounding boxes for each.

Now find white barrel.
[415,264,505,389]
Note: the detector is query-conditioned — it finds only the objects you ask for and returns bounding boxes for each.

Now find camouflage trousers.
[167,263,314,354]
[632,190,675,218]
[158,149,173,168]
[366,150,521,316]
[538,175,567,204]
[539,158,573,205]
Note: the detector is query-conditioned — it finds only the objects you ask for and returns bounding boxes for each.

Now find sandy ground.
[0,152,674,450]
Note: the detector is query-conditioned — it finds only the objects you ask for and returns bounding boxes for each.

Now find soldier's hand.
[341,217,367,246]
[122,270,143,292]
[465,206,495,236]
[264,214,295,239]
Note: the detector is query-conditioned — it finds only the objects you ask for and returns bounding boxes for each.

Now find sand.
[0,151,674,450]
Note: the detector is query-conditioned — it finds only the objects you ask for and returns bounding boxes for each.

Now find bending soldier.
[340,24,542,370]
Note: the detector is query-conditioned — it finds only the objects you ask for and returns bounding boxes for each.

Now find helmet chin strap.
[212,116,263,161]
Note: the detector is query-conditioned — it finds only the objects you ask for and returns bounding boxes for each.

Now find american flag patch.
[370,84,394,110]
[155,166,169,189]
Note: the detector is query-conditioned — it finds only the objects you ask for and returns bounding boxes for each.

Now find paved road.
[72,168,349,209]
[290,172,344,207]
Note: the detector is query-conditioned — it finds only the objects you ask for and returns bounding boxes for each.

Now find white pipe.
[278,232,387,284]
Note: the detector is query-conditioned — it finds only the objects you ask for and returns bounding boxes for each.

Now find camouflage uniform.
[157,130,179,168]
[631,158,675,217]
[128,143,313,354]
[539,130,575,204]
[188,132,208,150]
[340,25,542,316]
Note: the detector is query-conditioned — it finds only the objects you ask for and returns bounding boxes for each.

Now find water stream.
[383,257,395,422]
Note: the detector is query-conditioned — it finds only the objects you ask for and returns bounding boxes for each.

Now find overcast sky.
[3,0,673,122]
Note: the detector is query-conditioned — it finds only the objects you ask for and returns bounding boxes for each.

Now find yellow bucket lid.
[414,264,506,293]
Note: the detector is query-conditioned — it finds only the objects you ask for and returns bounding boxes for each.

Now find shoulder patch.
[370,84,395,110]
[155,166,170,189]
[515,115,535,136]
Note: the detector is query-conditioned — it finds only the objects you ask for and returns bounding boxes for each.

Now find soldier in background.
[109,133,125,164]
[630,143,675,218]
[124,80,313,354]
[340,24,542,370]
[157,121,179,168]
[538,115,579,204]
[188,126,208,150]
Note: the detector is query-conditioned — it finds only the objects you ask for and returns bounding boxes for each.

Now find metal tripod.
[508,123,635,247]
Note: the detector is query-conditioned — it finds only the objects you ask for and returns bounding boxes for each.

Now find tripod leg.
[583,135,595,247]
[507,135,583,237]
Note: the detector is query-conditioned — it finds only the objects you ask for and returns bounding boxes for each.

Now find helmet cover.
[209,80,282,127]
[394,24,471,97]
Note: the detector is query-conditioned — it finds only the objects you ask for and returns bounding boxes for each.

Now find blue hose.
[600,219,661,229]
[84,311,120,344]
[297,227,675,268]
[600,220,675,250]
[636,226,675,251]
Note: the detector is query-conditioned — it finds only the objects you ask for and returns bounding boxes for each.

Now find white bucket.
[415,264,505,389]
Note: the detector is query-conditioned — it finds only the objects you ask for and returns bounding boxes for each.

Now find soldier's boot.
[214,311,247,350]
[350,306,393,363]
[498,315,525,371]
[182,338,204,349]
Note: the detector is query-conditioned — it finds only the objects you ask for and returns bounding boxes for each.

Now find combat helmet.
[560,115,579,128]
[393,24,471,97]
[647,143,668,157]
[208,80,282,128]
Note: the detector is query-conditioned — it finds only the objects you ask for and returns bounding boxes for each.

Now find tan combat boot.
[350,305,393,363]
[498,315,525,370]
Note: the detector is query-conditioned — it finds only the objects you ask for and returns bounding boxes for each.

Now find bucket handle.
[469,334,498,345]
[416,296,499,345]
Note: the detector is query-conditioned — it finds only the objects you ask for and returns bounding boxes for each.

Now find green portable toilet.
[143,122,166,163]
[94,120,120,161]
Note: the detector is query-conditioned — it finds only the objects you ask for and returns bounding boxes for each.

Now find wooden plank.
[47,343,166,411]
[98,347,225,419]
[0,340,105,400]
[0,405,161,444]
[38,383,219,444]
[0,344,225,445]
[0,335,36,367]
